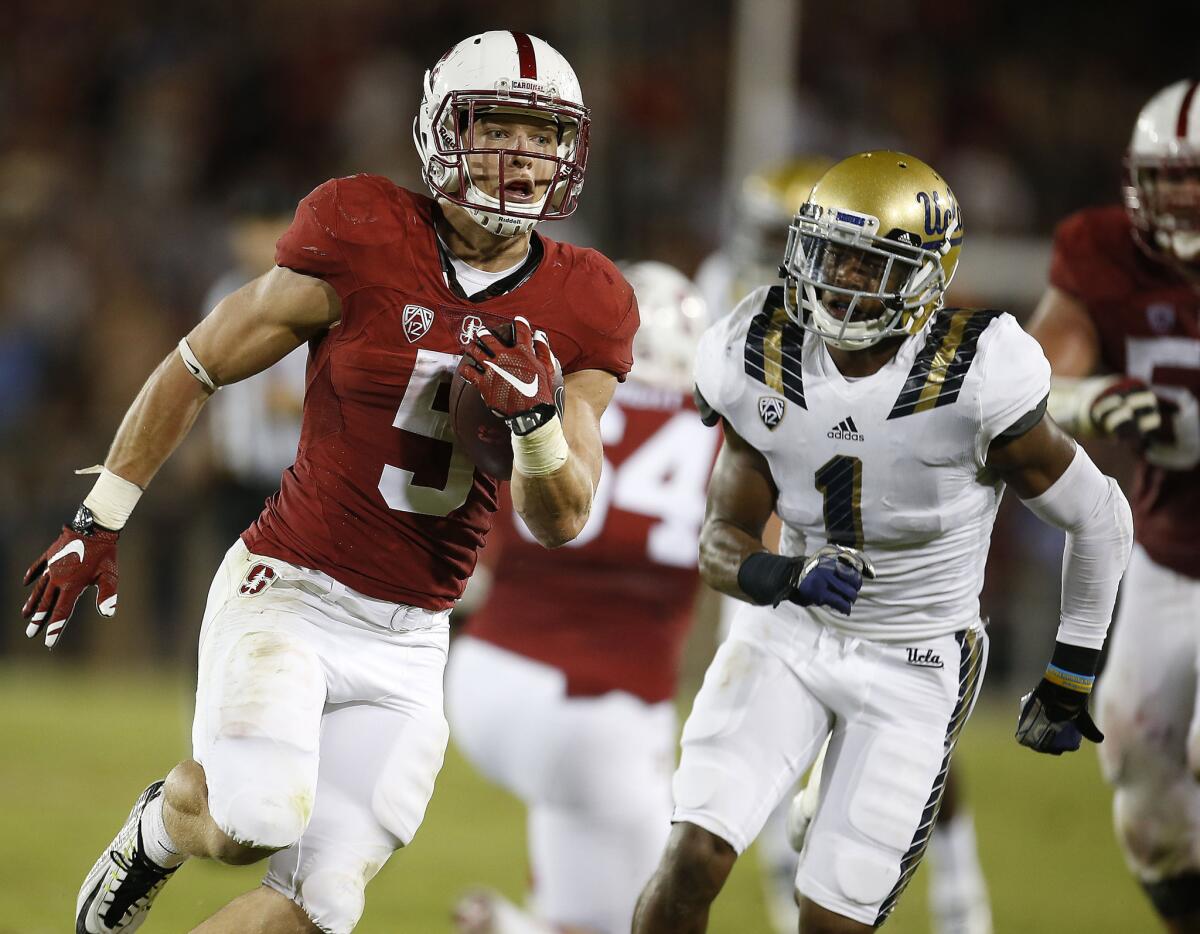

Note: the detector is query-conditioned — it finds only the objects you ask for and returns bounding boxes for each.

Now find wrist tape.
[511,415,570,478]
[78,466,143,531]
[737,551,799,606]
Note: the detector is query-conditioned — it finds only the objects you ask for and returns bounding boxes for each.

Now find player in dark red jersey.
[445,262,713,934]
[1029,79,1200,934]
[21,32,639,934]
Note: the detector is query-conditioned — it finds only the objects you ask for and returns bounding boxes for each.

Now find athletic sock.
[927,812,991,932]
[140,791,186,869]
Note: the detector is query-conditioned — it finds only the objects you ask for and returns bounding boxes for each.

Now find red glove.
[21,507,119,649]
[1089,377,1167,451]
[461,315,559,434]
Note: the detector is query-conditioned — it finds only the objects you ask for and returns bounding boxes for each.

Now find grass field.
[0,664,1158,933]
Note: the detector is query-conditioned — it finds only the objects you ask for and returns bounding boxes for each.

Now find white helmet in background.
[414,31,590,238]
[623,261,709,393]
[1125,79,1200,267]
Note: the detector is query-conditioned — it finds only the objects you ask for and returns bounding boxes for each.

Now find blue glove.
[791,545,874,615]
[736,545,874,615]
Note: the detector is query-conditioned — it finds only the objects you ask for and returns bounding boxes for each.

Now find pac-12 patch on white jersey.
[694,286,1051,642]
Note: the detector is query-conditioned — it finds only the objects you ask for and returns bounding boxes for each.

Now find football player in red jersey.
[445,262,714,934]
[1029,79,1200,934]
[21,31,644,934]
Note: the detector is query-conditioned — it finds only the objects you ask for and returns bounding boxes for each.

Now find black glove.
[1015,642,1104,755]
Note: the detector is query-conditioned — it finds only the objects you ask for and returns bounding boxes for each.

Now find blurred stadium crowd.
[0,0,1192,678]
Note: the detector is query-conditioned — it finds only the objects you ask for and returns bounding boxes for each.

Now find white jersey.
[695,286,1051,641]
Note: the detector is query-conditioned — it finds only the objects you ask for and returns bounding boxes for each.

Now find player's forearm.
[698,516,772,601]
[510,452,594,548]
[102,351,214,491]
[1020,446,1134,650]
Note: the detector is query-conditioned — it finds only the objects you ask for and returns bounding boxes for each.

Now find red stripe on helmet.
[512,32,537,80]
[1176,80,1199,138]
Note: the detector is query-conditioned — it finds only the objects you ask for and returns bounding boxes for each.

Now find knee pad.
[1112,783,1194,879]
[200,628,326,849]
[299,868,369,934]
[205,735,318,849]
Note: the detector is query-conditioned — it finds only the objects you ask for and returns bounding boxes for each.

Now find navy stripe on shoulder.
[743,287,807,409]
[887,309,1004,420]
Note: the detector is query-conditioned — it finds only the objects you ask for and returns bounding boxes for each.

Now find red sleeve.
[572,289,638,380]
[275,178,360,298]
[564,254,639,380]
[1047,208,1133,305]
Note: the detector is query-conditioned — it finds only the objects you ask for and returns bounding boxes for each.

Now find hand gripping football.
[449,321,564,479]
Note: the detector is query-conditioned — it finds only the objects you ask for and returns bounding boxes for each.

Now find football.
[449,322,564,480]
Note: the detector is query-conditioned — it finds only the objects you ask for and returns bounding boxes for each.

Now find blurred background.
[1,0,1194,930]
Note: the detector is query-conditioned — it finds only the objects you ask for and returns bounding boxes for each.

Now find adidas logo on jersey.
[827,416,864,442]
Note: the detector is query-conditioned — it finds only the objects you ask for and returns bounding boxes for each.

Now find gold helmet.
[730,156,835,296]
[782,150,962,350]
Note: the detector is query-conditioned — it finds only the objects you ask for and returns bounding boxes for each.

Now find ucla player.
[700,156,995,934]
[633,151,1134,933]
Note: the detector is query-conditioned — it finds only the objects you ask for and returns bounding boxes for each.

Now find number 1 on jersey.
[815,455,864,548]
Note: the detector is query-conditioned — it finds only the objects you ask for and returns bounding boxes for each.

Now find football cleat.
[76,781,179,933]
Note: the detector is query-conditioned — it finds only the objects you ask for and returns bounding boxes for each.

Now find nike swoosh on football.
[484,362,539,398]
[48,540,85,566]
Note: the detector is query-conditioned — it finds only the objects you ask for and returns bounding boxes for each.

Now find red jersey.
[242,174,637,609]
[1049,205,1200,579]
[464,381,719,703]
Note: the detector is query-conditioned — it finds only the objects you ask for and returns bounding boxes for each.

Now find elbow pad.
[1020,446,1134,649]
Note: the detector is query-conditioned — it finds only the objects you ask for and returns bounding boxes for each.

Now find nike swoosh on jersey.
[48,540,85,566]
[484,362,539,398]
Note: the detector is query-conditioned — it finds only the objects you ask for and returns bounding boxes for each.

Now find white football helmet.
[1125,79,1200,267]
[414,31,590,238]
[622,261,709,393]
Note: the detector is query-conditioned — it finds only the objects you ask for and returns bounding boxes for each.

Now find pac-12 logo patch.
[239,563,277,597]
[758,396,785,430]
[402,304,435,342]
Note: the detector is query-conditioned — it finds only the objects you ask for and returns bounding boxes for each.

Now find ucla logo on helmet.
[915,190,957,238]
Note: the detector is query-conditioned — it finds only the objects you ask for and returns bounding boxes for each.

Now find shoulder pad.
[741,286,807,409]
[887,308,1004,420]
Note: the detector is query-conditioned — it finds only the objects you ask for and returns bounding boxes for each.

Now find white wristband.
[511,416,570,478]
[79,467,144,530]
